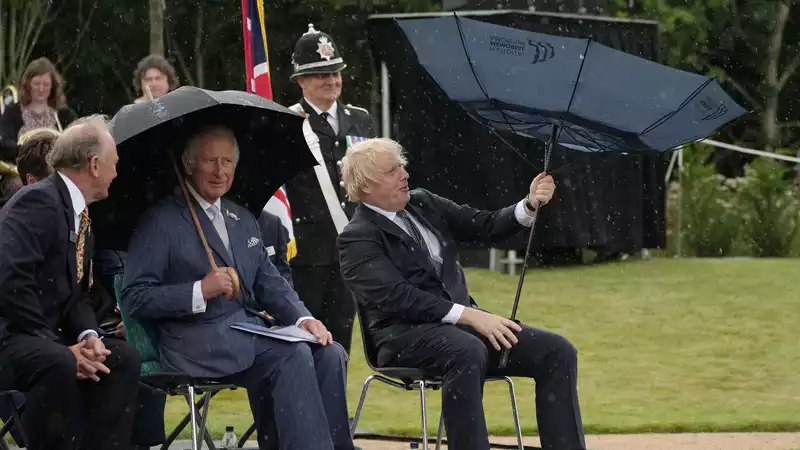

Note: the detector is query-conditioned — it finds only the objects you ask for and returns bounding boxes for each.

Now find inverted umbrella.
[91,86,317,252]
[395,14,748,367]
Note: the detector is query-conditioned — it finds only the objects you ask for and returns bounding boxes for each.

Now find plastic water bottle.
[221,426,237,449]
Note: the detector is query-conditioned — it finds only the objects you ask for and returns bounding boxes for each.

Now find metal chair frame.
[0,391,26,450]
[350,374,523,450]
[351,303,524,450]
[146,380,237,450]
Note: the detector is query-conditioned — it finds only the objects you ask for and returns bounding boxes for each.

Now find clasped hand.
[68,335,111,382]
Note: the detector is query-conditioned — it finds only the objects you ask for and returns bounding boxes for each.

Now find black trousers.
[390,323,586,450]
[292,263,356,354]
[0,335,140,450]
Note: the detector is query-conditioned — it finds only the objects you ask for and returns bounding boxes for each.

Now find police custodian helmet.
[290,24,347,80]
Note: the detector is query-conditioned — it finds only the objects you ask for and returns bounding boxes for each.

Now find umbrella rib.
[453,12,540,167]
[638,76,716,137]
[462,107,542,171]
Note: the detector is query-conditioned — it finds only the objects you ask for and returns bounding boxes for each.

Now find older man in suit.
[338,138,586,450]
[0,115,140,450]
[121,125,353,450]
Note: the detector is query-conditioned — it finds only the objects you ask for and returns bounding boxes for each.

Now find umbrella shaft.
[500,125,558,369]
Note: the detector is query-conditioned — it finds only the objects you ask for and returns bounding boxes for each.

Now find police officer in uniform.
[286,24,376,355]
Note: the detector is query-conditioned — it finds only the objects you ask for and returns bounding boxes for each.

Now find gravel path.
[353,433,800,450]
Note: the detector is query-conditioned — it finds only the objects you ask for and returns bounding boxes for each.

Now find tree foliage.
[615,0,800,151]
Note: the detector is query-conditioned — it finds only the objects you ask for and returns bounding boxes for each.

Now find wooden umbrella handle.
[144,84,216,267]
[169,153,219,271]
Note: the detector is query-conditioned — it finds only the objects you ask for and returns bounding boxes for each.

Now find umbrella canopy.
[396,15,747,154]
[92,86,317,251]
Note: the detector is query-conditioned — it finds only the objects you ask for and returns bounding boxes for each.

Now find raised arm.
[423,189,525,245]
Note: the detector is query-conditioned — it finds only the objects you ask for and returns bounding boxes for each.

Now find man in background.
[285,24,377,355]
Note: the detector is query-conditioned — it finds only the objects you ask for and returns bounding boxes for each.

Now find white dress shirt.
[364,199,535,323]
[304,98,339,134]
[185,185,313,326]
[57,172,98,343]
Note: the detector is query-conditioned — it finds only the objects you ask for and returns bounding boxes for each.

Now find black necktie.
[319,112,329,120]
[397,210,442,278]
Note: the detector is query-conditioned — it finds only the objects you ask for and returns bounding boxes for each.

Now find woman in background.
[0,57,77,162]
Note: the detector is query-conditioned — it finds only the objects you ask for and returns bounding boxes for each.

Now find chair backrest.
[354,296,382,372]
[113,274,162,374]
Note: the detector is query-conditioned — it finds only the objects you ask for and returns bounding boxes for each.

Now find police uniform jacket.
[286,98,376,267]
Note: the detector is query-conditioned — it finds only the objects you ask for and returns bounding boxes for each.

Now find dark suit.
[258,210,293,286]
[286,99,376,354]
[122,191,353,450]
[339,189,586,450]
[0,174,140,450]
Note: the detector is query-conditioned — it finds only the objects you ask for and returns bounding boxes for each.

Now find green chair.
[114,274,237,450]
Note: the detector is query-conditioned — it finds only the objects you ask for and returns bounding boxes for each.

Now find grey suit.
[122,192,354,450]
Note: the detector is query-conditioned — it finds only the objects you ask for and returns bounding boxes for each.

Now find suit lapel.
[52,175,78,294]
[176,194,235,268]
[406,202,447,248]
[360,205,413,248]
[361,205,439,275]
[221,202,249,276]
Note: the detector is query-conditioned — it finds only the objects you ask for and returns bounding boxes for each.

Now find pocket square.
[247,237,261,248]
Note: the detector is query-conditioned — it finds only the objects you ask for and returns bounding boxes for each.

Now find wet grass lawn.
[165,258,800,438]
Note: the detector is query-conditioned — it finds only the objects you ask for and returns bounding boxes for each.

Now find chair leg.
[435,412,445,450]
[419,381,429,450]
[196,390,216,450]
[237,422,257,448]
[187,386,200,450]
[350,374,377,437]
[1,397,27,449]
[502,377,524,450]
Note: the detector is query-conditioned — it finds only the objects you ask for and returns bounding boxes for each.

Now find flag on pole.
[242,0,297,260]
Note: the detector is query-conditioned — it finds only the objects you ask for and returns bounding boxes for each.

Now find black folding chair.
[0,390,26,450]
[349,306,524,450]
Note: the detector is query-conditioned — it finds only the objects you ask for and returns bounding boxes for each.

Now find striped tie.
[397,210,442,278]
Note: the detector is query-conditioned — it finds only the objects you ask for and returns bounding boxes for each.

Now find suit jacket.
[286,99,377,267]
[257,210,293,286]
[121,191,311,378]
[0,174,98,343]
[338,189,525,365]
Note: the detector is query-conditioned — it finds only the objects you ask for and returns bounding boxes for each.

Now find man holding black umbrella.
[286,24,377,355]
[338,138,586,450]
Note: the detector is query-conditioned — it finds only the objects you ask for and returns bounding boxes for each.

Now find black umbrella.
[396,14,748,368]
[91,86,317,251]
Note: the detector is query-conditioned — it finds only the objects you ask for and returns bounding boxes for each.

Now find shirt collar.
[186,182,221,213]
[57,172,86,217]
[304,98,338,120]
[364,202,398,221]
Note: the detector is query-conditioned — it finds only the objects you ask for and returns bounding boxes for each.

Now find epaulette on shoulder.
[346,104,370,114]
[289,103,306,116]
